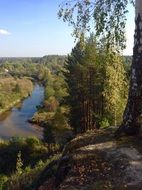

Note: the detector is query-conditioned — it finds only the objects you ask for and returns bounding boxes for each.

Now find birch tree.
[116,0,142,135]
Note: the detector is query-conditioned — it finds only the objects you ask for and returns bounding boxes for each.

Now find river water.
[0,84,44,139]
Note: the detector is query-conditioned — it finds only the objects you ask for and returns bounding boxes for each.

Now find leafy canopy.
[58,0,134,50]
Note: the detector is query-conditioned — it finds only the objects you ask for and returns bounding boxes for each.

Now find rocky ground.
[38,127,142,190]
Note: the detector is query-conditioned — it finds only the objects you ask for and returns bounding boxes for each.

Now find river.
[0,84,44,139]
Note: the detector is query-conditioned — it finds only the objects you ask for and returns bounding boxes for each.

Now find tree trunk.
[115,0,142,136]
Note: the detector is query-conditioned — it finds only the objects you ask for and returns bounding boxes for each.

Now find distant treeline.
[0,55,66,66]
[0,55,66,78]
[0,55,132,66]
[0,55,131,71]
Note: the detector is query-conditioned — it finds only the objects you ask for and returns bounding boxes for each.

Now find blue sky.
[0,0,135,57]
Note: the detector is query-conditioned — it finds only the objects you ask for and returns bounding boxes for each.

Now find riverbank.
[0,77,33,116]
[0,83,44,139]
[0,96,28,116]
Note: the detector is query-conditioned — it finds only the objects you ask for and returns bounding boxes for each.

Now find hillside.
[37,128,142,190]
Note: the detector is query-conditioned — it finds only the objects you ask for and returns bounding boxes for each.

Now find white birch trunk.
[116,0,142,136]
[135,0,142,17]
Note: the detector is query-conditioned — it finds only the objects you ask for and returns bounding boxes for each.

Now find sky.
[0,0,135,57]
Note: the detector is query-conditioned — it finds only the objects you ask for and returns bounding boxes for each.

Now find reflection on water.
[0,84,44,139]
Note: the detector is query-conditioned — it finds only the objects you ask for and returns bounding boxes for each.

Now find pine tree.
[65,36,100,133]
[65,41,85,133]
[65,35,128,133]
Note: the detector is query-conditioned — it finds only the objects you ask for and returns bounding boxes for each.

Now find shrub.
[99,118,110,128]
[9,136,25,145]
[26,137,40,147]
[0,175,8,190]
[16,151,23,175]
[4,155,60,190]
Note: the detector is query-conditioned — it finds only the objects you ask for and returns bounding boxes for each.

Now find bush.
[99,118,110,128]
[4,155,60,190]
[26,137,40,147]
[0,175,8,190]
[0,137,48,175]
[16,151,23,175]
[9,137,25,146]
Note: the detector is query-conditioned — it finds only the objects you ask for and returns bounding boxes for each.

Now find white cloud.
[0,29,11,35]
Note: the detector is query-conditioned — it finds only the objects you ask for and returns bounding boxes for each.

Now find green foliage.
[40,55,66,74]
[65,34,128,133]
[103,52,127,125]
[30,56,70,147]
[0,55,69,188]
[0,175,8,190]
[0,137,49,175]
[58,0,131,50]
[26,137,40,147]
[4,155,60,190]
[0,77,33,113]
[0,55,66,80]
[65,41,86,133]
[52,108,68,131]
[123,56,132,81]
[65,35,103,132]
[9,136,25,146]
[43,124,55,145]
[16,151,23,175]
[99,118,110,129]
[0,58,39,78]
[45,86,55,99]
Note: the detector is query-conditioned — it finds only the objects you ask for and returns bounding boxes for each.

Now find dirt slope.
[38,128,142,190]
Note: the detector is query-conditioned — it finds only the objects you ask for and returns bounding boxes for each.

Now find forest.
[0,56,66,188]
[0,49,133,189]
[1,0,142,189]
